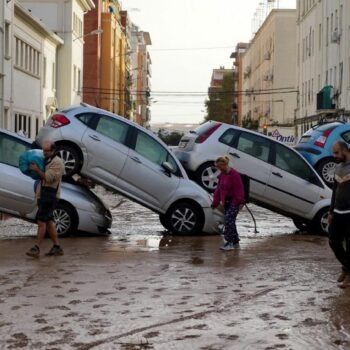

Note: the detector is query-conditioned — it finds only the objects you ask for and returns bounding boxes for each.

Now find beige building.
[296,0,350,137]
[241,9,297,131]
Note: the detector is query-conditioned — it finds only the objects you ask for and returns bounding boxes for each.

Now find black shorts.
[36,187,58,222]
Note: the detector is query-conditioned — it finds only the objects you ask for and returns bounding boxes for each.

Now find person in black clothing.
[328,140,350,285]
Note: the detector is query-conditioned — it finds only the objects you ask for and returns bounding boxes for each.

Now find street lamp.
[73,28,103,42]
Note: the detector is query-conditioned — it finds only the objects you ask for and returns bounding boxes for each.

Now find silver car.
[35,104,223,235]
[175,121,332,235]
[0,129,112,236]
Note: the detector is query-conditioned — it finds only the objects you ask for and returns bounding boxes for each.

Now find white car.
[0,129,112,236]
[34,104,223,235]
[174,121,332,234]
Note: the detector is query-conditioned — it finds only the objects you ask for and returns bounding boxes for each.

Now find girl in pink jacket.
[212,156,245,250]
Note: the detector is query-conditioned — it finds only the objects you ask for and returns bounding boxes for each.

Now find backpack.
[240,173,250,204]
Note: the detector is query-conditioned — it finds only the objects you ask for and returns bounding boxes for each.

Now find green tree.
[158,129,184,146]
[205,72,235,124]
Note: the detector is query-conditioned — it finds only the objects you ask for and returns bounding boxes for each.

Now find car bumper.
[174,149,204,172]
[78,209,112,234]
[202,207,224,234]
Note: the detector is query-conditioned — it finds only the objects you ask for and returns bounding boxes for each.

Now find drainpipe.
[0,2,4,129]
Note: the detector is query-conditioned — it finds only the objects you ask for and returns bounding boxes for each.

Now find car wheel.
[312,207,329,236]
[159,214,170,231]
[195,162,220,193]
[165,202,204,235]
[316,158,336,188]
[56,144,82,178]
[292,218,311,232]
[53,202,78,236]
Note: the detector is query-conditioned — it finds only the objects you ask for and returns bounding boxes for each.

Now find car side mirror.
[162,162,174,176]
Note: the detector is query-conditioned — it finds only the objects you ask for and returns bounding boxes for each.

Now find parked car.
[174,120,332,234]
[0,129,112,236]
[294,121,350,187]
[34,104,223,235]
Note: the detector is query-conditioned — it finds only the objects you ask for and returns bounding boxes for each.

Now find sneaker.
[45,246,64,256]
[220,242,235,251]
[26,245,40,258]
[337,270,348,283]
[232,243,240,249]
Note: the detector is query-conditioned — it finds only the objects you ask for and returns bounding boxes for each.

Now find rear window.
[193,122,220,135]
[314,122,342,132]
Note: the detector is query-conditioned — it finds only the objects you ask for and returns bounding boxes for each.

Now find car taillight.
[50,114,70,128]
[195,123,222,144]
[314,128,335,148]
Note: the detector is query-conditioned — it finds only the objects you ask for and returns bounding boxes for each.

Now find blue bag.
[19,149,45,180]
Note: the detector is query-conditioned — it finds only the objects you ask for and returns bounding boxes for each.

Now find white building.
[296,0,350,137]
[19,0,95,108]
[242,9,297,131]
[0,1,63,137]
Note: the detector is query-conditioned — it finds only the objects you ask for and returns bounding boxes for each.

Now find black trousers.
[329,213,350,270]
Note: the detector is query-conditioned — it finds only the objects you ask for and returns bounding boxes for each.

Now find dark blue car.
[295,121,350,187]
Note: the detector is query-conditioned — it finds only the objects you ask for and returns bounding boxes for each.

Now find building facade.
[242,9,297,131]
[19,0,95,108]
[296,0,350,137]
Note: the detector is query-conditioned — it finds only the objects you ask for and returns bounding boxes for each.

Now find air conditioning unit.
[331,30,340,43]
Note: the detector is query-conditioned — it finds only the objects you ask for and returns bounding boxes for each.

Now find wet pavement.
[0,189,350,349]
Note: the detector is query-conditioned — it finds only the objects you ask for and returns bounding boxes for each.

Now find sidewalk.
[0,234,349,349]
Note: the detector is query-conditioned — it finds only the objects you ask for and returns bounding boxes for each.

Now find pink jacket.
[212,168,245,208]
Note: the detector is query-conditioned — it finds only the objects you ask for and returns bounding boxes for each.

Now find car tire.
[312,207,330,236]
[195,162,220,193]
[292,218,311,232]
[316,158,337,188]
[56,144,82,178]
[53,202,78,236]
[159,214,170,232]
[165,202,204,235]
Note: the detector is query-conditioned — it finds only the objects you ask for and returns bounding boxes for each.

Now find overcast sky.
[122,0,296,124]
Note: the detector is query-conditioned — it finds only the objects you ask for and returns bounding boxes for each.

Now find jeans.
[329,213,350,270]
[224,204,240,244]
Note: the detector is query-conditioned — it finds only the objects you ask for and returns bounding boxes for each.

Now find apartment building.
[296,0,350,137]
[19,0,95,108]
[242,9,297,131]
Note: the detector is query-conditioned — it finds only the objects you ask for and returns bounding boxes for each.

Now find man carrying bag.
[26,140,65,258]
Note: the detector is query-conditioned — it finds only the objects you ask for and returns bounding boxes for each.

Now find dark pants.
[36,187,58,222]
[224,204,240,244]
[329,213,350,270]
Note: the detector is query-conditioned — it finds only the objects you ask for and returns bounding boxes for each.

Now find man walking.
[26,140,65,258]
[328,140,350,286]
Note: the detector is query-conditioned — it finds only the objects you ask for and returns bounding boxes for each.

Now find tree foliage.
[204,72,235,124]
[157,129,184,146]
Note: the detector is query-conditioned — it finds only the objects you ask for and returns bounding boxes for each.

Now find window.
[339,62,343,92]
[95,116,129,144]
[341,131,350,143]
[0,134,29,168]
[134,130,181,175]
[43,57,47,88]
[318,23,322,51]
[219,129,239,146]
[73,65,77,91]
[73,13,83,38]
[14,37,40,77]
[5,22,10,58]
[326,17,329,46]
[76,113,96,127]
[14,113,31,138]
[52,62,56,90]
[236,132,271,162]
[275,144,314,180]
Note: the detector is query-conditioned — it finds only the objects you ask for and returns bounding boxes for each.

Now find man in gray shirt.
[328,140,350,285]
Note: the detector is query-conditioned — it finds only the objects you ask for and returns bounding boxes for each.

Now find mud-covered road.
[0,190,349,349]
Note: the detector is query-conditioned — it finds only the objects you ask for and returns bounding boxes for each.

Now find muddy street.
[0,191,349,349]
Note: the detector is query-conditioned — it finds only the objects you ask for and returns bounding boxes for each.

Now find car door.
[0,133,36,216]
[264,142,322,216]
[81,114,130,188]
[227,131,273,200]
[119,128,181,211]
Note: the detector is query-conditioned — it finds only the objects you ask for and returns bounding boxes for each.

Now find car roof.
[207,120,297,151]
[60,104,170,149]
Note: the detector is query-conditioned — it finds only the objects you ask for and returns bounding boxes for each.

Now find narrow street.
[0,189,349,350]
